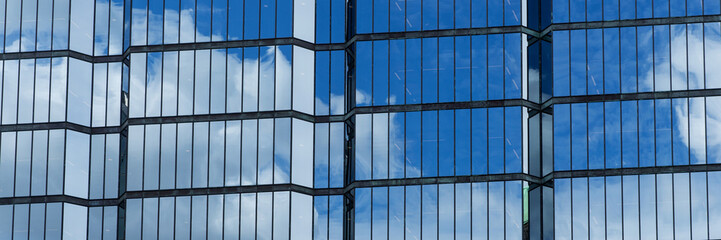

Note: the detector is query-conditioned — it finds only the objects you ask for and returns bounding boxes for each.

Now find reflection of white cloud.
[636,25,721,163]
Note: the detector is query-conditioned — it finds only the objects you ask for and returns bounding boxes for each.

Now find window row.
[355,34,526,107]
[127,119,316,191]
[355,107,526,180]
[354,181,525,240]
[553,97,721,171]
[125,192,315,240]
[0,130,120,199]
[553,0,721,23]
[0,203,118,240]
[554,172,721,240]
[553,23,721,96]
[128,46,315,118]
[0,0,123,55]
[127,0,315,47]
[356,0,525,34]
[0,58,123,127]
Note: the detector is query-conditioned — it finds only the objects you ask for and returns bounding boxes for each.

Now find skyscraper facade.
[0,0,719,239]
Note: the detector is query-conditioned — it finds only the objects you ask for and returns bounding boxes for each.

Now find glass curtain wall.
[0,0,720,239]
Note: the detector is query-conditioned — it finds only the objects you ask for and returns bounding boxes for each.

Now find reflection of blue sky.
[554,173,721,239]
[355,182,523,239]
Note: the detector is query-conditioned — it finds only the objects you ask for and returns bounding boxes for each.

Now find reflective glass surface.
[2,0,721,239]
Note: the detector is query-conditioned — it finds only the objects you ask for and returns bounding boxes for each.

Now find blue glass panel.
[374,41,389,105]
[245,0,259,39]
[331,0,345,42]
[355,188,371,240]
[588,102,604,169]
[620,27,637,93]
[406,112,422,178]
[655,99,672,166]
[455,0,470,28]
[689,98,706,164]
[705,23,721,88]
[438,110,454,176]
[619,0,635,19]
[406,0,421,31]
[654,0,670,17]
[260,0,276,38]
[356,42,372,107]
[505,34,521,99]
[389,113,404,178]
[655,26,671,91]
[571,103,587,170]
[316,52,330,115]
[438,37,454,102]
[406,39,422,104]
[472,108,488,174]
[637,0,652,18]
[317,0,331,43]
[177,123,192,188]
[422,185,438,239]
[228,0,243,40]
[505,0,520,25]
[488,182,504,239]
[148,0,163,44]
[472,0,488,27]
[131,0,147,45]
[455,110,471,175]
[622,176,640,238]
[471,35,488,101]
[554,31,570,96]
[372,188,388,239]
[605,102,622,168]
[488,35,504,100]
[671,25,688,91]
[488,0,503,26]
[554,179,571,239]
[196,0,211,41]
[570,30,586,95]
[422,111,438,177]
[604,28,620,94]
[488,108,504,173]
[707,97,721,163]
[330,50,345,114]
[356,114,372,180]
[673,99,690,166]
[455,37,472,101]
[164,0,180,44]
[439,0,453,29]
[604,0,619,20]
[422,38,438,103]
[640,175,657,239]
[277,0,293,38]
[373,114,389,179]
[422,0,438,30]
[670,0,686,16]
[389,40,405,105]
[192,122,209,188]
[572,178,589,239]
[357,0,372,34]
[389,0,405,31]
[375,0,389,32]
[637,26,653,92]
[555,104,571,171]
[639,100,655,167]
[587,29,603,95]
[690,173,708,238]
[570,0,584,22]
[212,0,227,41]
[505,107,522,173]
